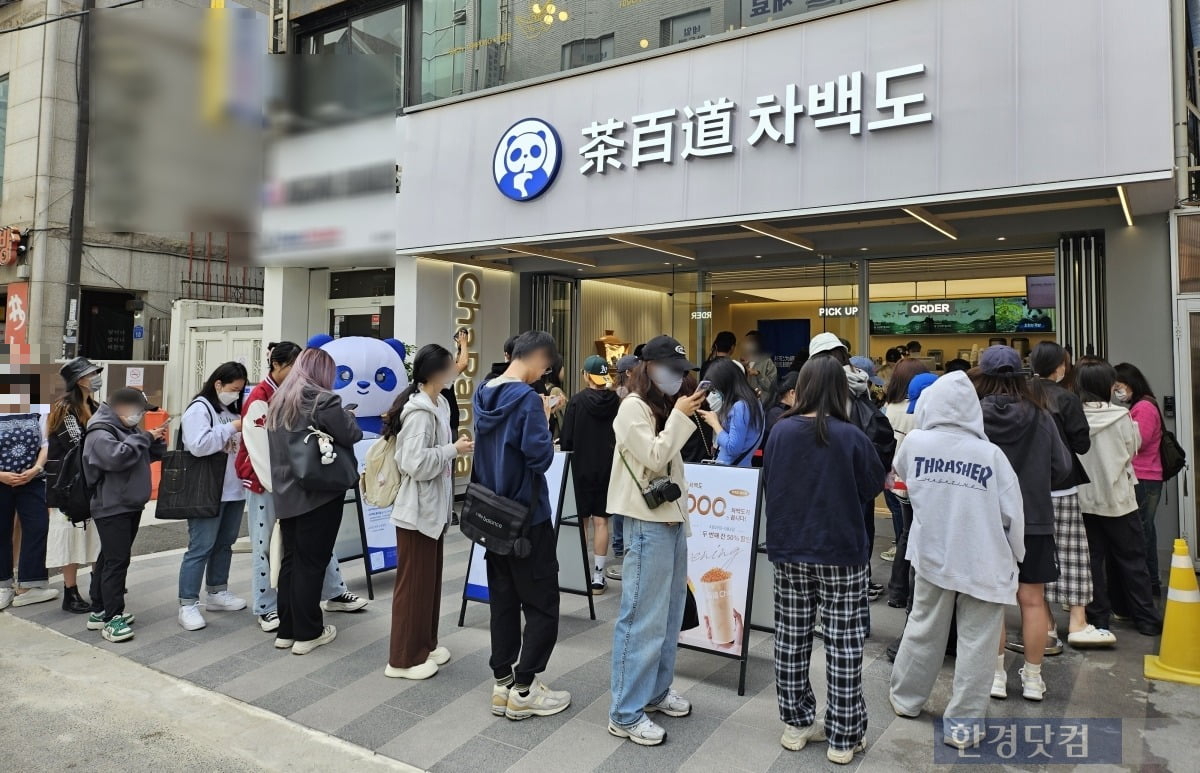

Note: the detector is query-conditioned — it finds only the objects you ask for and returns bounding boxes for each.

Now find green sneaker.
[88,611,135,631]
[102,616,134,643]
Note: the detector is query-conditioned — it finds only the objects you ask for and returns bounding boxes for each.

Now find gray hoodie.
[390,390,457,540]
[1077,402,1140,517]
[82,403,168,519]
[894,372,1025,605]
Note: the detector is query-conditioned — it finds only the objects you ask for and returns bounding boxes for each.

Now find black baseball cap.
[639,335,697,373]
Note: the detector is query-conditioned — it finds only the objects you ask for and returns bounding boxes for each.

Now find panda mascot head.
[307,334,409,437]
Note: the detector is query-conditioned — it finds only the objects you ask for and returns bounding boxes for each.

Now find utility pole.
[62,0,95,359]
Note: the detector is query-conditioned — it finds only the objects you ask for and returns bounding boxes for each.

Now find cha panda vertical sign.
[492,118,562,201]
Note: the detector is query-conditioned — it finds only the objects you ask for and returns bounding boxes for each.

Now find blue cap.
[850,356,883,386]
[906,373,939,413]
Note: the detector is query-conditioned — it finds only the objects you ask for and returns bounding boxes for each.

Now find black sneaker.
[867,582,885,601]
[321,592,368,612]
[591,577,607,596]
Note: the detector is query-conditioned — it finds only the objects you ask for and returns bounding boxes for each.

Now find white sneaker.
[827,739,866,765]
[609,717,666,746]
[178,602,207,631]
[292,625,336,655]
[258,611,280,632]
[781,722,827,751]
[990,670,1008,699]
[504,679,571,720]
[384,660,439,680]
[274,637,294,649]
[321,592,368,612]
[604,564,623,581]
[429,646,451,666]
[0,587,13,610]
[205,590,247,611]
[645,688,691,717]
[491,683,511,716]
[1019,667,1046,701]
[12,587,59,607]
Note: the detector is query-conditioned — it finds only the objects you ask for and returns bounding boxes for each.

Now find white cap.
[808,332,846,356]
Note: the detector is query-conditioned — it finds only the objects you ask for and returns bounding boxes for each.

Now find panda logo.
[493,118,562,202]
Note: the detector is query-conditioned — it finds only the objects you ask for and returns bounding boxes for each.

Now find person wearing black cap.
[82,388,169,642]
[971,345,1072,703]
[607,335,706,746]
[45,357,104,613]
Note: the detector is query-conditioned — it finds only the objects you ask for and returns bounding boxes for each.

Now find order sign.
[678,463,760,658]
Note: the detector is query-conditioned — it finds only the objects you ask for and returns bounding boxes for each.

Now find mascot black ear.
[507,136,517,147]
[384,338,407,361]
[307,334,334,348]
[537,131,546,140]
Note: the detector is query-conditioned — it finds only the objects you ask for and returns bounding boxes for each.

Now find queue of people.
[1,330,1175,764]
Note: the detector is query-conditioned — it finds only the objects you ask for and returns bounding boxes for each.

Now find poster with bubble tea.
[678,463,761,658]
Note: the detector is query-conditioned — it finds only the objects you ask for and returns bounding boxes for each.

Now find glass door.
[1174,299,1200,566]
[531,275,580,393]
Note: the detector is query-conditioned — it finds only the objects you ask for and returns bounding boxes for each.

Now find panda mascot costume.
[307,334,409,438]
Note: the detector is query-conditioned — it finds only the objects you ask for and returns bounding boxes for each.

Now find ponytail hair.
[382,344,453,439]
[267,341,302,370]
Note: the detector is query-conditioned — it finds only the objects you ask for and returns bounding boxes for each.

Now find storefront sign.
[396,0,1171,253]
[678,463,761,659]
[579,65,929,176]
[818,305,858,317]
[493,118,563,201]
[908,301,956,315]
[869,296,1055,336]
[5,282,29,347]
[454,268,483,478]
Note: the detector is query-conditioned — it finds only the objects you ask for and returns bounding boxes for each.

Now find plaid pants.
[1045,493,1092,607]
[773,561,870,751]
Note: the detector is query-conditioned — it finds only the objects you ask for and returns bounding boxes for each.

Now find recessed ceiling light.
[576,268,583,271]
[859,247,868,251]
[996,236,1007,241]
[663,262,671,265]
[754,254,762,259]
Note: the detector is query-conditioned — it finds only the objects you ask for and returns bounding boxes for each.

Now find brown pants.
[388,528,444,669]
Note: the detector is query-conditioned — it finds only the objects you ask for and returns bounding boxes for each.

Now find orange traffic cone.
[1144,539,1200,686]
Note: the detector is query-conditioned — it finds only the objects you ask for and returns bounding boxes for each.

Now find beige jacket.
[606,395,695,528]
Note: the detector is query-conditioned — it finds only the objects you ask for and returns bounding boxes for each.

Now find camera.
[641,476,683,509]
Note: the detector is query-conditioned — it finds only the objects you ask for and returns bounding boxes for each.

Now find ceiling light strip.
[901,206,958,240]
[1116,185,1134,227]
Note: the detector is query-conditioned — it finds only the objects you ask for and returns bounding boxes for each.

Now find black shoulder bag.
[157,400,228,520]
[460,471,541,558]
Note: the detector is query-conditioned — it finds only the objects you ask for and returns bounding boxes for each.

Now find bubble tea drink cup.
[702,567,736,645]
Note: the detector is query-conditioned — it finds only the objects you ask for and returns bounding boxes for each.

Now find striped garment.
[773,561,870,752]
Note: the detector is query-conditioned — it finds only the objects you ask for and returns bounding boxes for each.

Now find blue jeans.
[1134,480,1163,589]
[609,517,688,728]
[883,490,904,542]
[0,480,49,588]
[612,514,624,557]
[247,490,346,614]
[178,499,245,603]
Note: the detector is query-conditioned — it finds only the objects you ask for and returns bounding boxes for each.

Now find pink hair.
[266,348,335,430]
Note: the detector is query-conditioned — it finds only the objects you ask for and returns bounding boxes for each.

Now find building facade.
[262,0,1199,563]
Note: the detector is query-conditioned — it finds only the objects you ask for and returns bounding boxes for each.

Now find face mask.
[217,390,239,406]
[649,365,683,397]
[707,390,725,412]
[88,374,103,392]
[122,412,144,428]
[1113,388,1130,403]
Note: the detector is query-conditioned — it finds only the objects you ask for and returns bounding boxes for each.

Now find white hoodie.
[1077,402,1140,517]
[893,372,1025,606]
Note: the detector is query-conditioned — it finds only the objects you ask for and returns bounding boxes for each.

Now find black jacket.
[850,393,896,471]
[980,394,1073,536]
[559,388,620,490]
[1038,377,1091,489]
[764,401,789,448]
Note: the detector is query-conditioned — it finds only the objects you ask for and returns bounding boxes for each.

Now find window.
[660,10,710,48]
[291,4,405,122]
[561,35,614,71]
[421,0,469,102]
[0,76,8,202]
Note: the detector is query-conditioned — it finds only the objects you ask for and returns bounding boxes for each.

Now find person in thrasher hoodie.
[472,330,570,721]
[888,371,1025,751]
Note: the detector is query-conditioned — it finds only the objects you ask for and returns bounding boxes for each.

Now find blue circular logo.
[493,118,562,202]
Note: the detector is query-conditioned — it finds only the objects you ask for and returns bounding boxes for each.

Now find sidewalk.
[0,614,417,773]
[5,528,1195,772]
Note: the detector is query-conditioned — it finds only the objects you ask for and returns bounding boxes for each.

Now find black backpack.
[51,421,118,524]
[1150,401,1187,481]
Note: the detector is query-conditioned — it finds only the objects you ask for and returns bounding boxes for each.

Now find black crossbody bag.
[460,472,541,558]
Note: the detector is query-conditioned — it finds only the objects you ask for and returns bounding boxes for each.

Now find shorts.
[1018,533,1060,585]
[574,486,611,519]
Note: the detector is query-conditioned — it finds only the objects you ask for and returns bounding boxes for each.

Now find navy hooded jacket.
[472,379,555,525]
